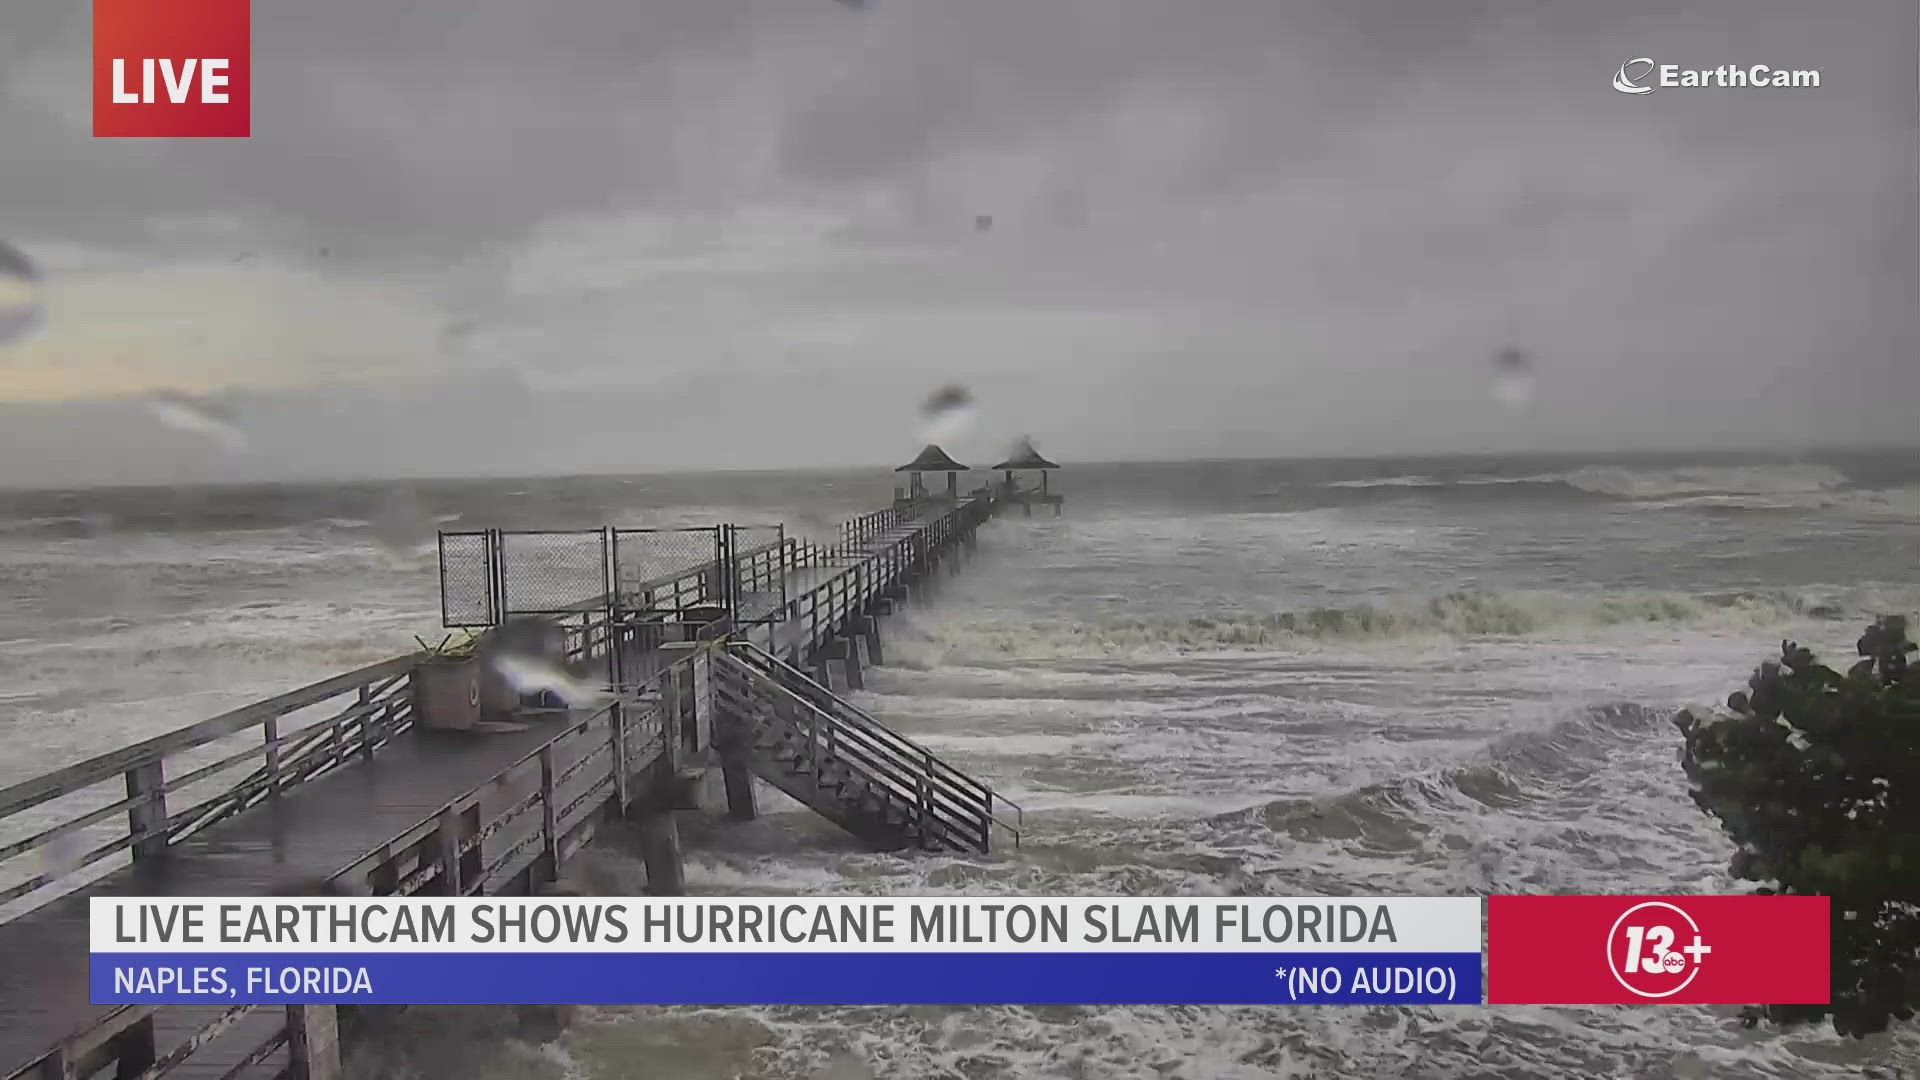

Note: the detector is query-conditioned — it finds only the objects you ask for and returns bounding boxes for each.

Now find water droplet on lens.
[40,832,83,879]
[490,654,610,709]
[1492,373,1534,408]
[920,384,973,417]
[1489,347,1535,409]
[475,617,612,709]
[369,488,436,559]
[0,242,46,350]
[917,383,978,444]
[146,390,249,452]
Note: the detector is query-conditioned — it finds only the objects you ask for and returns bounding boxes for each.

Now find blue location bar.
[92,952,1481,1005]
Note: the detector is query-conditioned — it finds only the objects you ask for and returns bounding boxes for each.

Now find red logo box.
[94,0,250,138]
[1487,895,1829,1005]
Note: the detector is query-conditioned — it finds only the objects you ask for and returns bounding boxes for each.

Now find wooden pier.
[0,456,1042,1080]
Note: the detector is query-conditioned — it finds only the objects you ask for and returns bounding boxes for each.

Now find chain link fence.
[498,530,608,614]
[612,527,721,613]
[439,531,496,627]
[440,523,803,628]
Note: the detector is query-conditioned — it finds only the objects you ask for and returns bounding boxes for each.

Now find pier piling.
[721,756,758,822]
[284,1005,341,1080]
[858,615,884,666]
[841,635,866,689]
[637,809,686,896]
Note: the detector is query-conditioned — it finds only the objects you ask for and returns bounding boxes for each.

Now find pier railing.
[332,674,675,899]
[0,654,422,920]
[0,651,693,1080]
[5,494,1003,922]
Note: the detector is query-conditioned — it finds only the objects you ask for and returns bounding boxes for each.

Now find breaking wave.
[1304,463,1905,510]
[911,586,1913,658]
[1561,463,1849,499]
[1322,475,1448,489]
[1224,702,1669,843]
[1280,463,1920,521]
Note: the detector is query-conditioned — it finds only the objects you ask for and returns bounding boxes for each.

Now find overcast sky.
[0,0,1914,486]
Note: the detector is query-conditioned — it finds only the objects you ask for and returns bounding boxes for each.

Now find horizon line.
[4,441,1919,495]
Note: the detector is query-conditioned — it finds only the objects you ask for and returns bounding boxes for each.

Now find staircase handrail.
[709,655,994,850]
[723,641,1024,848]
[726,640,984,794]
[709,652,987,823]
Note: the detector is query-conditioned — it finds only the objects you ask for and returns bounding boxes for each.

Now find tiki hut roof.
[895,444,970,472]
[992,439,1060,471]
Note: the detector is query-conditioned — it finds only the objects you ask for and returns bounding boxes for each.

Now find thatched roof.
[992,439,1060,471]
[895,444,970,472]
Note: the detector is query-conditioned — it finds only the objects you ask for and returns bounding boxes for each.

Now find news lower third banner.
[94,897,1477,1005]
[88,895,1828,1006]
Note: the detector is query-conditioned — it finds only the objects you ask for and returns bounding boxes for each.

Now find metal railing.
[443,526,800,629]
[721,642,1022,852]
[334,667,677,899]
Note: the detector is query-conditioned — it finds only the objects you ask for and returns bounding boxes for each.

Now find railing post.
[637,757,686,896]
[610,704,630,812]
[718,677,758,822]
[38,1043,73,1080]
[264,716,282,798]
[435,806,462,896]
[690,646,712,755]
[107,1011,156,1078]
[358,685,375,762]
[538,745,559,884]
[915,755,932,846]
[126,760,167,862]
[663,660,684,756]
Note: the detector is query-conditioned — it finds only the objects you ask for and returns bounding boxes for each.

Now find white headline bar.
[92,897,1481,954]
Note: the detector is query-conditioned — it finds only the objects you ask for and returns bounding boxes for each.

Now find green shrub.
[1673,615,1920,1037]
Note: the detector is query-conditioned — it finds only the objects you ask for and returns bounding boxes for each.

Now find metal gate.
[438,531,497,628]
[498,530,610,615]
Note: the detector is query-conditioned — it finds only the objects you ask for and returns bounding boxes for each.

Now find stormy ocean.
[5,450,1920,1079]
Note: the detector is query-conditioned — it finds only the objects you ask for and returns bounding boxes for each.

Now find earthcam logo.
[93,0,250,137]
[1613,57,1821,95]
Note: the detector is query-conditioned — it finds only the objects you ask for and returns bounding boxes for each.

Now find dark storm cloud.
[0,0,1913,484]
[4,0,1899,257]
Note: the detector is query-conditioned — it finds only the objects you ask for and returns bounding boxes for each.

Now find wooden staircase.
[708,643,1022,853]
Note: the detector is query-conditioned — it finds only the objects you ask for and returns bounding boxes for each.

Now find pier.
[0,449,1055,1080]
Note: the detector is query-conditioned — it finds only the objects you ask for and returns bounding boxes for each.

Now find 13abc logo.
[1609,901,1712,997]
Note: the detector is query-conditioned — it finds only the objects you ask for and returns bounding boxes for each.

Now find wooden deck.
[0,489,1005,1080]
[0,712,606,1078]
